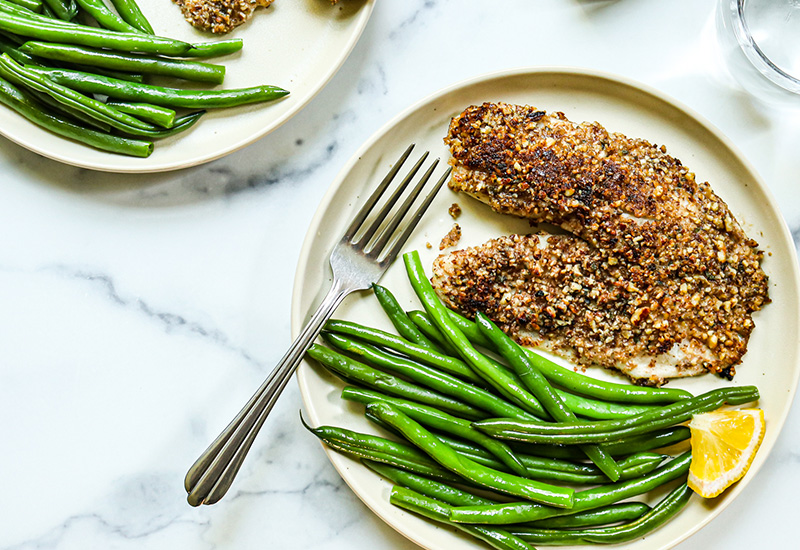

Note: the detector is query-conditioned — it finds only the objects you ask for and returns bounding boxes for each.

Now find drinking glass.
[716,0,800,107]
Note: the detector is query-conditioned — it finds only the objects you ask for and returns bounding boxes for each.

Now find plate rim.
[0,1,375,174]
[292,65,800,550]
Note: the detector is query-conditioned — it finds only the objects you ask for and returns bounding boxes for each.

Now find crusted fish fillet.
[434,103,769,385]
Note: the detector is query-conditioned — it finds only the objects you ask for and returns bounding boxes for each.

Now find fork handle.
[185,277,351,506]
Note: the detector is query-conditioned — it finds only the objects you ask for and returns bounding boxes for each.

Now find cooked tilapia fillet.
[435,103,769,384]
[433,234,714,385]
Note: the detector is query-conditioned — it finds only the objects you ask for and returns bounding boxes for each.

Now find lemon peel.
[687,408,765,498]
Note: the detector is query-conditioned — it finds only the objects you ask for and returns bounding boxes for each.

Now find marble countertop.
[2,1,799,549]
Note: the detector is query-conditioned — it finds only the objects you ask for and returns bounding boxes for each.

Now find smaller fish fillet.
[433,233,756,386]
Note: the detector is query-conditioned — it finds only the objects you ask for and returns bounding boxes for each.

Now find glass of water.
[716,0,800,107]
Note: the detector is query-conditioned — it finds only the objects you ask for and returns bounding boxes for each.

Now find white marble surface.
[2,1,799,549]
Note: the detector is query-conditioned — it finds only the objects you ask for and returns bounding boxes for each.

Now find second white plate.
[293,68,800,550]
[0,0,373,172]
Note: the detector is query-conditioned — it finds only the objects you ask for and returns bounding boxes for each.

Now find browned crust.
[437,103,770,384]
[173,0,273,34]
[439,224,462,251]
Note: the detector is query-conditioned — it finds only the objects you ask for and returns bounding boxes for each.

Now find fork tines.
[344,144,451,266]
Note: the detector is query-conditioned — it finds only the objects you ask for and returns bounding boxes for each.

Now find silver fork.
[184,144,450,506]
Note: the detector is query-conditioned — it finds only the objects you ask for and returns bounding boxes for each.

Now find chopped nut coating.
[434,103,770,385]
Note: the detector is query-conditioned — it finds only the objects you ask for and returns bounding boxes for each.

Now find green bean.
[448,451,690,524]
[522,350,693,404]
[324,333,536,421]
[301,417,464,484]
[408,312,657,420]
[0,29,23,45]
[306,344,487,420]
[330,440,462,483]
[447,309,693,404]
[26,85,109,129]
[324,319,485,385]
[0,0,43,16]
[454,451,657,485]
[368,402,575,508]
[28,66,289,108]
[0,53,122,131]
[20,42,227,83]
[41,0,76,21]
[404,251,549,418]
[0,32,38,64]
[116,109,203,138]
[0,74,152,156]
[0,53,159,132]
[182,38,243,58]
[0,30,144,81]
[439,434,665,481]
[107,0,152,33]
[397,428,663,467]
[476,312,621,482]
[6,0,42,12]
[363,406,406,439]
[389,487,531,550]
[507,483,692,544]
[499,386,758,436]
[442,441,664,484]
[474,386,759,445]
[443,309,494,348]
[513,452,663,484]
[65,63,144,82]
[367,460,653,531]
[411,311,659,420]
[509,426,691,460]
[341,386,530,477]
[72,0,137,32]
[528,502,651,529]
[373,284,441,351]
[557,391,656,420]
[304,418,416,457]
[364,460,495,506]
[106,100,175,128]
[437,434,611,475]
[0,0,67,22]
[610,454,667,480]
[43,95,193,139]
[407,309,460,356]
[0,5,192,55]
[452,445,531,474]
[604,426,690,454]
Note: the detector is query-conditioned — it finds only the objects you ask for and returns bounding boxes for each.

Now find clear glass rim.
[731,0,800,94]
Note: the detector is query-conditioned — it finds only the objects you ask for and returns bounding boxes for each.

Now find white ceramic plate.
[0,0,373,172]
[292,68,800,550]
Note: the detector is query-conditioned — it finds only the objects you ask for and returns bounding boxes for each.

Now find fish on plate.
[433,102,770,386]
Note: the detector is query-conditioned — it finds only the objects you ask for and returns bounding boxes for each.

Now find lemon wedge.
[687,408,765,498]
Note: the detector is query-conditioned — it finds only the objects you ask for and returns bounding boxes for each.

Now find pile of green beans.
[301,249,762,550]
[0,0,289,156]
